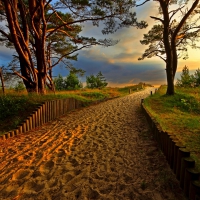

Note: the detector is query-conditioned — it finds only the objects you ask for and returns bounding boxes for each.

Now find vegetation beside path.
[0,83,148,135]
[143,85,200,168]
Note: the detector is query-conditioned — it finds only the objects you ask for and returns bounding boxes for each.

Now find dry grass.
[0,85,144,135]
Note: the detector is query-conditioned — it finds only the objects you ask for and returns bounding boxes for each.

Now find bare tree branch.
[156,54,166,62]
[172,0,199,42]
[150,16,164,23]
[46,14,115,38]
[169,6,185,22]
[136,0,151,7]
[51,44,94,68]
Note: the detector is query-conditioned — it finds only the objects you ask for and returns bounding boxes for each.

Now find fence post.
[176,148,190,180]
[28,116,32,130]
[180,157,195,189]
[173,142,186,174]
[170,138,179,169]
[168,136,177,168]
[14,129,19,136]
[25,118,30,132]
[189,181,200,200]
[165,132,173,162]
[22,121,26,133]
[10,130,15,137]
[184,168,200,197]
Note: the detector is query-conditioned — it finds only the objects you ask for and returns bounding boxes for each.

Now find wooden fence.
[0,98,84,141]
[141,99,200,200]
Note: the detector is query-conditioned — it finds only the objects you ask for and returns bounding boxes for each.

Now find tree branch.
[172,0,199,42]
[51,44,93,68]
[156,54,166,62]
[150,16,164,23]
[0,29,12,42]
[46,14,114,38]
[136,0,151,7]
[169,5,185,22]
[12,70,31,83]
[40,1,47,75]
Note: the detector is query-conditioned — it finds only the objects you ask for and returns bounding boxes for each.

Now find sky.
[0,1,200,87]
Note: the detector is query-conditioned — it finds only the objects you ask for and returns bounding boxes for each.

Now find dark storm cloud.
[67,52,166,86]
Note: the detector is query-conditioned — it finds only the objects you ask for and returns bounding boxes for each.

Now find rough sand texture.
[0,88,186,200]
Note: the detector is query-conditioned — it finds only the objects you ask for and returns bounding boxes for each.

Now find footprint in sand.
[87,187,100,199]
[39,160,54,176]
[62,173,74,184]
[12,169,32,180]
[47,177,59,188]
[1,184,18,199]
[56,148,66,157]
[23,180,45,193]
[17,154,31,161]
[31,170,42,178]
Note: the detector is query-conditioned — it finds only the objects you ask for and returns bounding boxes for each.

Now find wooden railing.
[141,99,200,200]
[0,98,84,140]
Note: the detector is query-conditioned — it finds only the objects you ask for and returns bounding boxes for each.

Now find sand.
[0,88,186,200]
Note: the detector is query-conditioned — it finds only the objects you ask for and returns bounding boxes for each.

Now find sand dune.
[0,88,186,199]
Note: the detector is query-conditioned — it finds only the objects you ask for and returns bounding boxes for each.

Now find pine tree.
[65,72,82,90]
[193,69,200,87]
[54,74,65,90]
[176,66,194,87]
[96,71,108,89]
[86,71,108,89]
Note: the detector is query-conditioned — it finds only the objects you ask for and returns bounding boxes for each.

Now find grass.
[0,84,147,135]
[143,85,200,169]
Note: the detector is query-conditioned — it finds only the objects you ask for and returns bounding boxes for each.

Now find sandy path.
[0,88,186,200]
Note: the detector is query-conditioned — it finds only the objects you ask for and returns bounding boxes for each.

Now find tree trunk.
[166,62,175,95]
[37,71,46,94]
[19,56,37,93]
[31,0,47,95]
[0,68,5,95]
[35,35,47,95]
[160,0,175,95]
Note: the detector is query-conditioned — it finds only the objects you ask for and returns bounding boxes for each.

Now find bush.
[14,81,25,92]
[0,95,28,120]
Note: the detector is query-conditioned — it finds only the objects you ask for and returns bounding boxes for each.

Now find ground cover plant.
[0,84,146,135]
[143,85,200,168]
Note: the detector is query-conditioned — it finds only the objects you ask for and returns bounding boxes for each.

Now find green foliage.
[96,71,108,88]
[143,85,200,169]
[54,74,65,91]
[54,73,82,91]
[65,72,82,90]
[86,75,97,89]
[163,92,200,113]
[193,68,200,86]
[176,65,193,87]
[176,66,200,88]
[0,87,121,133]
[14,81,25,92]
[86,71,108,89]
[0,95,24,120]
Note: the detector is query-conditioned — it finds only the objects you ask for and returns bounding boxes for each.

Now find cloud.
[67,52,166,87]
[0,46,15,65]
